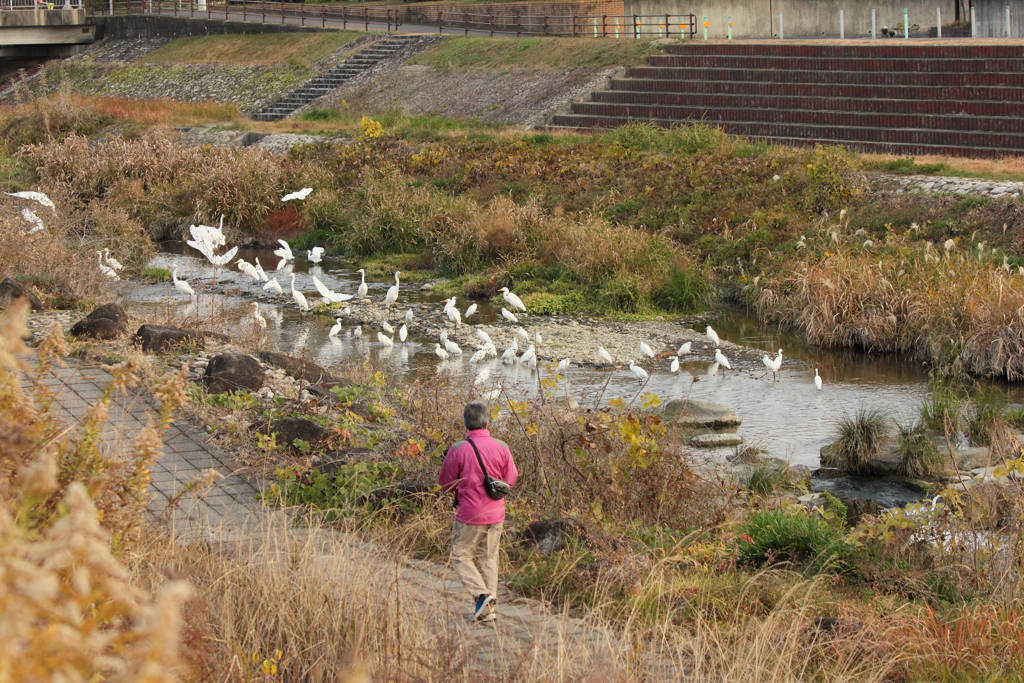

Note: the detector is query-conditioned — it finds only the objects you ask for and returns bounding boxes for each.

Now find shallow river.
[128,242,1024,470]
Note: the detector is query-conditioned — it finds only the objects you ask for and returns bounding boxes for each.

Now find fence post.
[935,7,940,36]
[490,13,494,36]
[571,14,575,37]
[1007,5,1012,36]
[601,14,606,36]
[300,2,304,26]
[614,16,619,38]
[634,15,638,38]
[971,5,976,35]
[364,6,368,31]
[343,5,346,29]
[680,17,685,38]
[902,7,908,37]
[321,3,324,28]
[543,14,548,35]
[593,16,597,36]
[839,9,844,37]
[463,11,468,35]
[727,15,732,38]
[778,11,783,38]
[703,15,708,38]
[516,13,520,37]
[437,10,441,32]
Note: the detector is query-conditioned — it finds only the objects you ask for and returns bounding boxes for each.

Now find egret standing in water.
[670,357,680,373]
[678,341,692,355]
[465,303,477,318]
[639,342,654,358]
[263,277,283,298]
[714,348,731,371]
[434,343,449,360]
[399,324,408,343]
[171,265,194,298]
[597,346,614,365]
[329,318,342,338]
[814,368,823,391]
[357,269,368,299]
[254,257,269,282]
[628,360,649,384]
[288,273,309,312]
[706,326,721,347]
[384,271,401,309]
[250,302,267,330]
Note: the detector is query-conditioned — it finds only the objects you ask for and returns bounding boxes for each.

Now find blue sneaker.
[472,594,495,621]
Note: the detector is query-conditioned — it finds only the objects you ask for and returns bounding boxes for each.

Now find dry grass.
[70,95,242,127]
[409,36,659,69]
[863,152,1024,180]
[136,32,364,67]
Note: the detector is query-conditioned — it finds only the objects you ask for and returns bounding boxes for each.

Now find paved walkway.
[35,357,668,678]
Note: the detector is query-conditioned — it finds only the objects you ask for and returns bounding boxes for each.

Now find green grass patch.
[864,156,1024,183]
[409,36,660,69]
[359,253,438,283]
[138,32,363,67]
[736,509,855,575]
[140,266,170,284]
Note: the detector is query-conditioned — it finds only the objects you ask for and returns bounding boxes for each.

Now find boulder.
[134,324,203,354]
[955,446,994,470]
[257,351,350,387]
[70,303,130,340]
[813,467,848,479]
[203,354,264,394]
[690,432,744,448]
[271,417,336,449]
[664,399,741,428]
[821,441,902,476]
[520,519,587,555]
[836,496,878,525]
[316,447,373,474]
[0,277,43,311]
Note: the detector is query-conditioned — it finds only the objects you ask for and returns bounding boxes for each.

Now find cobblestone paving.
[38,357,665,677]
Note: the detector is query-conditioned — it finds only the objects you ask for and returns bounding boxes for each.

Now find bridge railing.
[1,0,86,9]
[99,0,697,39]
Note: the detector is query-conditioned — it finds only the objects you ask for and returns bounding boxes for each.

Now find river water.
[128,242,1024,470]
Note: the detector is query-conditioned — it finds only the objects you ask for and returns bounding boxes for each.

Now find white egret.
[771,349,783,378]
[399,324,408,343]
[706,326,721,346]
[448,306,462,327]
[558,358,571,371]
[97,252,119,280]
[639,342,655,358]
[597,346,614,365]
[474,368,490,385]
[529,355,538,370]
[814,368,823,391]
[250,302,267,329]
[171,265,194,297]
[273,239,294,262]
[307,247,324,264]
[678,342,691,355]
[434,343,449,360]
[276,259,289,272]
[382,321,395,334]
[236,259,260,287]
[670,357,680,373]
[353,326,362,338]
[501,308,518,323]
[477,329,494,346]
[714,348,731,370]
[405,309,413,323]
[483,388,501,402]
[465,303,477,318]
[519,345,536,365]
[288,273,309,312]
[384,271,401,308]
[253,257,269,282]
[102,248,123,271]
[762,353,776,378]
[329,318,342,337]
[502,345,517,363]
[470,348,487,363]
[516,327,529,343]
[6,190,55,213]
[357,269,368,299]
[312,275,353,303]
[263,277,283,298]
[439,330,448,344]
[21,208,44,234]
[378,331,394,347]
[499,286,527,312]
[445,340,463,355]
[281,187,313,202]
[535,331,543,347]
[628,360,649,383]
[482,342,498,358]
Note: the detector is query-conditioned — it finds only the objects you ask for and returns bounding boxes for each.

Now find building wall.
[623,0,955,38]
[398,0,626,26]
[972,0,1024,37]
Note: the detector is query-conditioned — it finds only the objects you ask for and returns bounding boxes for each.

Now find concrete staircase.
[252,36,416,122]
[550,43,1024,158]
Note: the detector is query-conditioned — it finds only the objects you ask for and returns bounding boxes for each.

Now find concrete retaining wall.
[93,14,336,40]
[623,0,955,38]
[397,0,626,25]
[973,0,1024,37]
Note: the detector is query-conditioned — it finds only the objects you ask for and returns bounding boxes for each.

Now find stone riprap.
[881,173,1024,198]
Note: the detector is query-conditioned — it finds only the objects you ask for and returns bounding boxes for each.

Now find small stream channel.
[127,243,1024,498]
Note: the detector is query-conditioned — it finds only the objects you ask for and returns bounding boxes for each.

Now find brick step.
[607,78,1024,102]
[592,90,1024,117]
[648,54,1024,72]
[570,101,1021,134]
[628,66,1024,87]
[550,113,1024,151]
[664,43,1024,59]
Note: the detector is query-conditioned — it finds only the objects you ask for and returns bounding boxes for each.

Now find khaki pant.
[450,520,503,598]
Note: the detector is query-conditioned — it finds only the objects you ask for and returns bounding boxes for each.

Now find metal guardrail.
[89,0,696,39]
[437,12,697,38]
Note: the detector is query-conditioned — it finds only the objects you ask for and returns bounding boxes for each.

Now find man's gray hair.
[463,400,490,430]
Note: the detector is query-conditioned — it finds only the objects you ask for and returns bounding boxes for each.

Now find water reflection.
[125,242,1024,468]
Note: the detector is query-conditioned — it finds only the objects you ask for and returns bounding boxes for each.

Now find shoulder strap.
[466,438,489,478]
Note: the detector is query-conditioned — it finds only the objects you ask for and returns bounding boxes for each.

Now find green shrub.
[653,265,715,313]
[967,390,1008,447]
[920,383,965,439]
[521,291,586,315]
[829,408,891,475]
[748,465,789,497]
[895,421,944,478]
[140,267,170,284]
[735,509,854,574]
[818,491,848,527]
[270,461,407,519]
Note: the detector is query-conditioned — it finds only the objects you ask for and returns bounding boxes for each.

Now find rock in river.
[690,432,744,448]
[134,324,204,354]
[664,399,741,428]
[70,303,130,340]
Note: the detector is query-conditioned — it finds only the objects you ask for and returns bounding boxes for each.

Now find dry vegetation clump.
[0,298,192,681]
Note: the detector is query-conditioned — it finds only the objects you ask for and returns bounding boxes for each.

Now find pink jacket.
[438,429,518,525]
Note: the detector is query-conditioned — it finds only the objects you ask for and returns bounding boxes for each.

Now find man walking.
[438,400,518,623]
